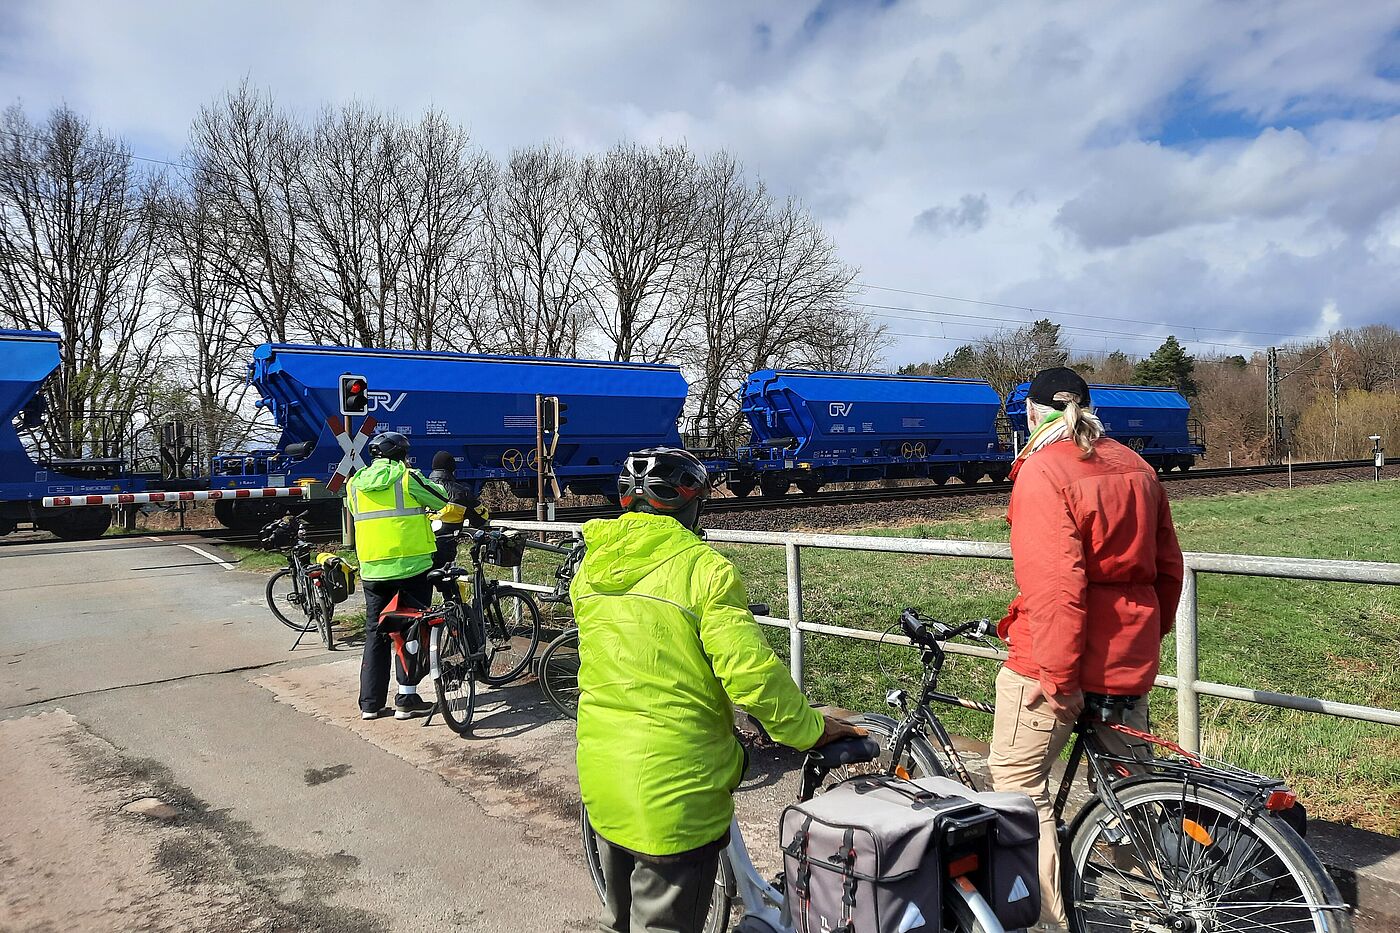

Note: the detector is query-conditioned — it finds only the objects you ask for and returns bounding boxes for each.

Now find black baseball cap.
[1028,367,1091,409]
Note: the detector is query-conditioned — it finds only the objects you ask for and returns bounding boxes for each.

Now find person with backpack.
[571,447,863,933]
[990,367,1185,930]
[427,450,489,569]
[346,432,454,722]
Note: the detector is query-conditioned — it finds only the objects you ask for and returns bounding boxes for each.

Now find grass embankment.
[510,480,1400,833]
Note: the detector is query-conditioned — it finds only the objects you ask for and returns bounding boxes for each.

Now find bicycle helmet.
[368,431,410,462]
[618,447,711,529]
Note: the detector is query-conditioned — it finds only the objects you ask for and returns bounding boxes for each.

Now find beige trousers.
[986,667,1150,927]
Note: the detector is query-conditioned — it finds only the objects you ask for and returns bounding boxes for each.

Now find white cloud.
[1,0,1397,365]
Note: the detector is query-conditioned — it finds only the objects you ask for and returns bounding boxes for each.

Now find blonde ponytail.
[1054,391,1104,456]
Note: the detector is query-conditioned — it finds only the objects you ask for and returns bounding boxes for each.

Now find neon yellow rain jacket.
[572,511,824,855]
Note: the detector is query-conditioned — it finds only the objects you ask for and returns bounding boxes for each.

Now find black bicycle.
[854,608,1354,933]
[379,528,543,735]
[261,512,337,651]
[527,535,586,718]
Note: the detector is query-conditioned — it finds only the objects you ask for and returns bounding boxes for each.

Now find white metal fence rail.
[502,520,1400,753]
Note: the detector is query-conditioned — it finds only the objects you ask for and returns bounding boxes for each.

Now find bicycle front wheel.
[849,713,947,780]
[1065,779,1354,933]
[478,588,541,686]
[432,618,476,735]
[538,628,580,719]
[581,807,732,933]
[266,568,313,631]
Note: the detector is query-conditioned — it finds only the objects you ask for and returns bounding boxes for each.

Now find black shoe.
[394,694,434,720]
[360,707,389,720]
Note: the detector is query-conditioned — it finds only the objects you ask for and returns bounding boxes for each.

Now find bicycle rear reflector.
[1266,789,1298,811]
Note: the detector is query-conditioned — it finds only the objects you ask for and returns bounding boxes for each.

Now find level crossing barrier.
[500,519,1400,753]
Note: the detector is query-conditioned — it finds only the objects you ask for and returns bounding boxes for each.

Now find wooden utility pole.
[1266,347,1284,466]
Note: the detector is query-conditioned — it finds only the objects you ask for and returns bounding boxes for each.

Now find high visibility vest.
[347,470,435,563]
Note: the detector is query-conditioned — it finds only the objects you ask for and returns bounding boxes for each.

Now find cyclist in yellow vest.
[347,431,457,721]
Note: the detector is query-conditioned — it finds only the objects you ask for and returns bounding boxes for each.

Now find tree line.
[899,319,1400,464]
[0,85,884,463]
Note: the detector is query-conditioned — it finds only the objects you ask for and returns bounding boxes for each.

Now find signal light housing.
[339,373,369,416]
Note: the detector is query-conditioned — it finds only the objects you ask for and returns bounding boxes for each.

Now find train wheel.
[42,507,113,541]
[758,478,791,498]
[796,478,823,495]
[727,480,755,499]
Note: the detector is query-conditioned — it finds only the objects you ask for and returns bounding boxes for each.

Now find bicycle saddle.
[807,736,880,769]
[426,567,468,584]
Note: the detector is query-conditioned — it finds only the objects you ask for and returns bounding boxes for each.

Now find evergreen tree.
[1134,336,1198,395]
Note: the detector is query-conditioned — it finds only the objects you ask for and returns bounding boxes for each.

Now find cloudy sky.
[3,0,1398,366]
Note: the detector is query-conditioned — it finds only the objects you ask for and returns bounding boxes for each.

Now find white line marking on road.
[146,536,163,542]
[177,543,235,570]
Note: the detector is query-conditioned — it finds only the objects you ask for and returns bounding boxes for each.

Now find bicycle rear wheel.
[844,713,947,781]
[478,588,541,686]
[432,617,476,735]
[538,628,580,718]
[581,807,732,933]
[1065,779,1354,933]
[266,568,313,631]
[316,585,336,650]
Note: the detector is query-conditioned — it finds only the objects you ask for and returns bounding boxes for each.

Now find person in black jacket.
[429,451,490,569]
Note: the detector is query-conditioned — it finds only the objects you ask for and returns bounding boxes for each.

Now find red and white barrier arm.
[43,487,306,508]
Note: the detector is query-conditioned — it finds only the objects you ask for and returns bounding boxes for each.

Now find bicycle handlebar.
[899,608,994,648]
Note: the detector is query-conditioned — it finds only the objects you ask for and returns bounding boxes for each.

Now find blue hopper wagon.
[728,369,1011,497]
[1004,382,1206,471]
[0,329,150,539]
[211,343,689,529]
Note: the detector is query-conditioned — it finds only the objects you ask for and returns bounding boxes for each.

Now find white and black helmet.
[618,447,711,514]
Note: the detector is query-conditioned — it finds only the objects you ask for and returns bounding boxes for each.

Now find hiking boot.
[394,694,434,720]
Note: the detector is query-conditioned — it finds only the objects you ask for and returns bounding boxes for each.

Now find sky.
[2,0,1398,368]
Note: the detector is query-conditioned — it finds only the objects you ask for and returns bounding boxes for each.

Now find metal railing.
[501,520,1400,753]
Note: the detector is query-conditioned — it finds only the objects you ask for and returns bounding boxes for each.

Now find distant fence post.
[1176,568,1201,754]
[786,542,804,687]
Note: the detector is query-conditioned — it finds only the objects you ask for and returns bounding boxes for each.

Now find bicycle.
[581,733,1008,933]
[261,512,337,651]
[856,607,1354,933]
[377,528,543,735]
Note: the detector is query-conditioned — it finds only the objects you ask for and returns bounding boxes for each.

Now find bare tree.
[483,146,593,356]
[578,143,699,362]
[188,81,308,343]
[159,180,257,458]
[0,104,168,459]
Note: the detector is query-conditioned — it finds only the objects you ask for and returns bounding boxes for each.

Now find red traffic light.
[348,380,365,394]
[339,373,370,415]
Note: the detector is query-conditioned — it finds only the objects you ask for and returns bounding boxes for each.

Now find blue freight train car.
[211,343,688,528]
[1005,382,1205,470]
[0,329,147,538]
[729,369,1010,496]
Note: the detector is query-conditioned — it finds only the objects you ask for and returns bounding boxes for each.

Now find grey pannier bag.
[913,776,1041,930]
[780,775,992,932]
[779,774,1040,932]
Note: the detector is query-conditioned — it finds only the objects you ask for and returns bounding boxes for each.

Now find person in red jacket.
[990,367,1185,930]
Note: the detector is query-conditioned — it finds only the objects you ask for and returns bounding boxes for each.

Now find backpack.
[779,774,1040,932]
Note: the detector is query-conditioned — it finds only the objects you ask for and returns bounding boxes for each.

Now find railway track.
[493,456,1391,524]
[3,457,1387,551]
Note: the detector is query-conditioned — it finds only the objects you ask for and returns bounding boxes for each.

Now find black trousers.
[359,572,433,713]
[596,833,725,933]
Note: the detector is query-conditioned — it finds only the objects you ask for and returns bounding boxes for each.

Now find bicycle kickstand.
[288,624,311,652]
[421,700,440,728]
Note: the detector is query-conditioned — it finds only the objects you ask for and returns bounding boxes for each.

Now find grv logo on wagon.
[828,402,853,417]
[365,390,407,413]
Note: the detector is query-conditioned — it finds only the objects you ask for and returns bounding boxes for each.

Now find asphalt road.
[0,533,600,932]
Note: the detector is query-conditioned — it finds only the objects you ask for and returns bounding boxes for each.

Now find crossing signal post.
[535,395,566,522]
[338,374,369,544]
[1372,435,1384,482]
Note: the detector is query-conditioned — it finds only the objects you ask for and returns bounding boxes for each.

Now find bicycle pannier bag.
[781,775,996,932]
[316,554,358,604]
[913,776,1041,930]
[484,531,525,568]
